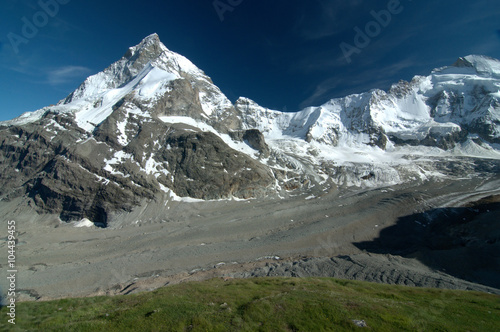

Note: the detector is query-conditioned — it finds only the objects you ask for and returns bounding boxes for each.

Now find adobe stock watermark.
[7,0,72,54]
[6,220,17,325]
[213,0,244,22]
[340,0,412,64]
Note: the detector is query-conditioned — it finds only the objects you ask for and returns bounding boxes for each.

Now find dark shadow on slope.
[355,196,500,290]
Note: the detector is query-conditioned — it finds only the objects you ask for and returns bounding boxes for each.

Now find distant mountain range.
[1,33,499,226]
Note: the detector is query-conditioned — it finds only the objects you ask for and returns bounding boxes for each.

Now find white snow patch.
[104,150,134,176]
[137,66,177,98]
[0,107,53,127]
[74,64,176,132]
[159,116,260,157]
[74,218,94,228]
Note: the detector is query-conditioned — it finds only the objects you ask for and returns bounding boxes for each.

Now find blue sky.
[1,0,499,121]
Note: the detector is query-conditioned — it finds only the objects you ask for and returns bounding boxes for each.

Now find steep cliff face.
[1,33,499,225]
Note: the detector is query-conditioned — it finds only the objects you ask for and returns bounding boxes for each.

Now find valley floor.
[1,175,500,301]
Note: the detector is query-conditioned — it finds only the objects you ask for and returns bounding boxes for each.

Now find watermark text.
[7,0,72,54]
[6,220,17,325]
[340,0,411,63]
[213,0,244,22]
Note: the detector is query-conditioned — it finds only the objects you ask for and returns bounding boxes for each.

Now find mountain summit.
[1,34,499,226]
[451,55,500,78]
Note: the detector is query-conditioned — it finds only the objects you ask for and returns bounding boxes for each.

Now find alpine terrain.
[1,34,499,300]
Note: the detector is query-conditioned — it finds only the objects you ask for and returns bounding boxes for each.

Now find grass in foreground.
[1,277,499,331]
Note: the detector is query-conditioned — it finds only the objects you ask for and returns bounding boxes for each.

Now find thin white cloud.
[47,66,91,85]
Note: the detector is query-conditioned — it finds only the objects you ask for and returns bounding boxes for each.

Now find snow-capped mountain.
[4,34,239,133]
[238,55,500,150]
[1,34,499,226]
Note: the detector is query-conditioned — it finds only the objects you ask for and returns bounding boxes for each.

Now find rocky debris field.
[1,175,499,301]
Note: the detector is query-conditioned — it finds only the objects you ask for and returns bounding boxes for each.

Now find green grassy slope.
[2,277,499,331]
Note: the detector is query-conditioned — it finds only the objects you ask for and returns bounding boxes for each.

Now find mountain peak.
[143,32,160,43]
[60,33,201,108]
[132,33,163,51]
[123,33,168,63]
[451,55,500,78]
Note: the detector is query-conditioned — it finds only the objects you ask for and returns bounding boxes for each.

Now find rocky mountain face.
[1,34,499,226]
